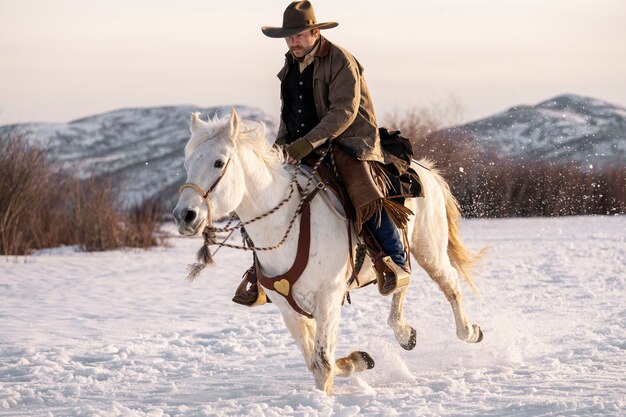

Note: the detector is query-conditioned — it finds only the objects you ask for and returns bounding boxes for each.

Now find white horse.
[173,108,483,394]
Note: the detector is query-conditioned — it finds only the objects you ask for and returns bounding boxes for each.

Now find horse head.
[173,108,246,236]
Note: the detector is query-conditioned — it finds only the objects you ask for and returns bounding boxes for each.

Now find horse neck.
[233,147,305,271]
[234,147,296,226]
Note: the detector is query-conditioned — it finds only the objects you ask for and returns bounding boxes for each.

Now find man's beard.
[290,46,306,57]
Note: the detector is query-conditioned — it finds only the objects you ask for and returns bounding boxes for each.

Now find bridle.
[178,158,232,200]
[181,141,334,282]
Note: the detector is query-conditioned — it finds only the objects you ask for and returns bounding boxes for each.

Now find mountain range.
[436,94,625,168]
[0,105,276,210]
[1,94,623,209]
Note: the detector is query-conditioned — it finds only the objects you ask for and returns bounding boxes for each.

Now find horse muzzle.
[172,205,205,236]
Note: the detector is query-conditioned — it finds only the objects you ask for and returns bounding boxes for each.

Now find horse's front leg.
[281,312,316,371]
[388,286,418,350]
[311,295,342,394]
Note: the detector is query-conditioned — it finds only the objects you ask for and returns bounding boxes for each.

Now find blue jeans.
[366,209,406,268]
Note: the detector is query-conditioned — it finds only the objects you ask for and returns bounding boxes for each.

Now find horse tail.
[432,168,485,298]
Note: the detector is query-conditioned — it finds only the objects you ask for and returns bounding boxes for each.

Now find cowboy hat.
[261,1,338,38]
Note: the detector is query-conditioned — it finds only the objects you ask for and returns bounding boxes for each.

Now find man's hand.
[286,138,314,161]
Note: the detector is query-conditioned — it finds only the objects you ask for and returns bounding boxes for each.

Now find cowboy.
[233,0,411,306]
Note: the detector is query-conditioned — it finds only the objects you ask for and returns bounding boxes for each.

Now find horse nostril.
[183,209,197,224]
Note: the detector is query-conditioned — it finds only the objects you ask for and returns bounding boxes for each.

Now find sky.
[1,0,625,126]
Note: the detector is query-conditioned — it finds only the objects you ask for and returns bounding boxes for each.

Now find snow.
[1,216,624,416]
[538,108,589,125]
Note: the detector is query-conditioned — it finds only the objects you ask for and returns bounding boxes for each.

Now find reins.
[208,144,330,252]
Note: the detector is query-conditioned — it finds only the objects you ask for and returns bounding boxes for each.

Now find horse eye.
[214,160,225,168]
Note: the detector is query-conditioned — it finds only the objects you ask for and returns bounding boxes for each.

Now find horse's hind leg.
[409,175,483,344]
[388,286,417,350]
[419,259,483,343]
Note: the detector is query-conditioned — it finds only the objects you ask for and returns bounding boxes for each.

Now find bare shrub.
[0,134,64,255]
[72,177,124,251]
[123,197,164,248]
[0,132,164,255]
[604,165,626,214]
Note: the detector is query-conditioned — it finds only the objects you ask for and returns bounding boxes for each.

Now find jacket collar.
[317,36,330,57]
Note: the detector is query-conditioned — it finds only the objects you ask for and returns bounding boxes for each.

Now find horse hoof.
[401,327,417,351]
[357,351,375,369]
[475,326,484,343]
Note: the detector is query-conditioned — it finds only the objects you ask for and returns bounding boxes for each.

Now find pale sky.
[1,0,625,126]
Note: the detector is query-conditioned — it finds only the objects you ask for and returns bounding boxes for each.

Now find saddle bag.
[378,127,422,200]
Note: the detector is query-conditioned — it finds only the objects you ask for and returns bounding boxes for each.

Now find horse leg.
[387,286,418,350]
[420,260,483,343]
[333,268,376,376]
[409,168,483,344]
[311,298,343,393]
[335,351,375,377]
[282,293,375,383]
[281,313,316,371]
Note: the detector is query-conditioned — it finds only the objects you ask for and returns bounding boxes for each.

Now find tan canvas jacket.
[276,36,385,163]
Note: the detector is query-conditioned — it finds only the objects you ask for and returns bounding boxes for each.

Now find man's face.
[285,30,318,58]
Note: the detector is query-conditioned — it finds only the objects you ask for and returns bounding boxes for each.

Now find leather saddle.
[300,145,417,296]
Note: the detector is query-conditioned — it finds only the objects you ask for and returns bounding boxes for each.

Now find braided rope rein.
[209,174,298,235]
[186,143,332,281]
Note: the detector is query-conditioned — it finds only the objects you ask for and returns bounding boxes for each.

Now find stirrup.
[232,268,268,307]
[375,256,410,296]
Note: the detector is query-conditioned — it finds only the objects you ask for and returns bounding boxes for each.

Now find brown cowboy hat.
[261,1,338,38]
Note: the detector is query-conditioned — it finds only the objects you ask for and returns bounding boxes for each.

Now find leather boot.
[366,209,410,296]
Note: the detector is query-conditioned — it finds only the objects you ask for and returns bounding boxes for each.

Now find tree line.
[1,133,163,255]
[385,106,625,218]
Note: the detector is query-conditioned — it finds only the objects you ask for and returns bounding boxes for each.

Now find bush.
[0,133,164,255]
[383,106,626,218]
[123,197,164,249]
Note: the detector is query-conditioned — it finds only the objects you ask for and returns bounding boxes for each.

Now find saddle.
[377,127,423,201]
[300,127,422,294]
[302,128,422,217]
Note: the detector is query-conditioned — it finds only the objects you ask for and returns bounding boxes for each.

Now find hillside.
[436,94,625,168]
[0,105,276,209]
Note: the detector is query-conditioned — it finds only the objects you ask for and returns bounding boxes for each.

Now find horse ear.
[228,107,239,140]
[190,112,203,134]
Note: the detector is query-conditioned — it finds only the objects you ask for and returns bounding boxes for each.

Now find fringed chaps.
[332,147,413,233]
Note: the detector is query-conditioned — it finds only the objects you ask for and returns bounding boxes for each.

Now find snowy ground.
[1,216,624,416]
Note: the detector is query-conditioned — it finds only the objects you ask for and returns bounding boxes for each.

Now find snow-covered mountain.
[437,94,625,168]
[0,105,277,209]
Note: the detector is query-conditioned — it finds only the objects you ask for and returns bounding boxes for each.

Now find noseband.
[178,158,232,200]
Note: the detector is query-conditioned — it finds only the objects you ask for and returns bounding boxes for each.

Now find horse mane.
[185,112,285,171]
[237,118,286,172]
